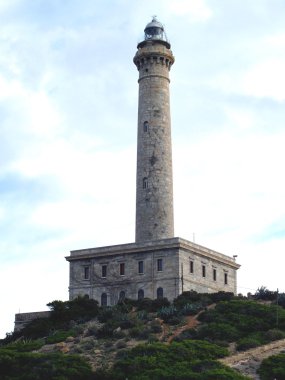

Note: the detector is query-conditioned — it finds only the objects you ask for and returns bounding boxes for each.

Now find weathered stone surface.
[14,311,51,332]
[134,40,175,242]
[66,237,239,305]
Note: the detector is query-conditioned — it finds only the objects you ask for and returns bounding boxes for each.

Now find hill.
[1,290,285,379]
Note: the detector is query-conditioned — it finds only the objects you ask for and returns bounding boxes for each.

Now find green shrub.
[96,323,116,339]
[0,349,93,380]
[137,310,149,320]
[118,315,136,330]
[149,320,162,333]
[136,297,170,312]
[173,291,201,307]
[254,286,277,301]
[129,326,151,340]
[80,338,95,351]
[97,307,115,323]
[16,317,54,340]
[236,335,264,351]
[258,353,285,379]
[173,328,197,342]
[46,329,75,344]
[116,340,127,349]
[147,334,159,343]
[4,338,45,352]
[197,323,239,342]
[264,328,285,342]
[157,305,179,322]
[113,329,126,339]
[48,296,99,323]
[181,302,203,315]
[101,341,249,380]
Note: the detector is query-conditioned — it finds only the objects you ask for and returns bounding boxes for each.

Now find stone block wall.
[67,238,239,305]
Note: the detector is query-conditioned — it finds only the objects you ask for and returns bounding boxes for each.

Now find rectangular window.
[157,258,163,272]
[120,263,125,276]
[224,273,228,285]
[202,265,206,278]
[84,266,90,280]
[102,265,107,278]
[138,260,144,274]
[190,260,194,274]
[213,268,216,281]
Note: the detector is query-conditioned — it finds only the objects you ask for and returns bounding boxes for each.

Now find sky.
[1,0,285,338]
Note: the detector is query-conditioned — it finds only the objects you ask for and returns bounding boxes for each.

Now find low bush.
[98,340,250,380]
[254,286,277,301]
[46,329,75,344]
[258,353,285,379]
[149,320,162,333]
[79,338,96,351]
[4,338,45,352]
[129,326,151,340]
[181,302,203,316]
[236,335,264,351]
[197,322,239,342]
[0,349,93,380]
[136,297,170,312]
[157,305,179,322]
[116,340,127,349]
[173,328,197,342]
[264,328,285,342]
[97,307,115,323]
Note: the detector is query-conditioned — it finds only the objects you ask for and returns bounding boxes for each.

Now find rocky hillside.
[1,291,285,379]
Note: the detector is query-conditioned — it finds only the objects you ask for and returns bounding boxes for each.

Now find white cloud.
[167,0,212,21]
[242,59,285,101]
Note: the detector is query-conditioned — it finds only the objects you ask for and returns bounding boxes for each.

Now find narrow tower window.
[84,266,90,280]
[120,263,125,276]
[202,265,206,278]
[213,268,217,281]
[138,260,144,274]
[143,121,149,132]
[102,265,107,278]
[157,258,163,272]
[224,273,228,285]
[143,177,148,189]
[190,260,194,274]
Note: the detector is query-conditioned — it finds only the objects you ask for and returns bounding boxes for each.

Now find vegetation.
[0,349,93,380]
[195,299,285,349]
[4,296,99,343]
[258,353,285,380]
[96,340,249,380]
[1,289,285,379]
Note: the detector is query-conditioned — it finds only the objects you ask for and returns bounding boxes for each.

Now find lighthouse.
[66,18,240,305]
[134,17,175,242]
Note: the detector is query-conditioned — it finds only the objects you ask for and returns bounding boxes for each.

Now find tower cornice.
[133,40,175,71]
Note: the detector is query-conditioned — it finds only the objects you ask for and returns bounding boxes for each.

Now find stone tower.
[134,17,175,242]
[64,18,240,307]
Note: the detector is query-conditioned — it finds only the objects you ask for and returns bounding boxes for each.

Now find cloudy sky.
[1,0,285,338]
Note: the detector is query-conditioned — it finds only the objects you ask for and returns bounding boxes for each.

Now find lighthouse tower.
[134,17,175,242]
[66,18,240,306]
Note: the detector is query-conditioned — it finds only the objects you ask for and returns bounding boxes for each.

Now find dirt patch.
[220,338,285,379]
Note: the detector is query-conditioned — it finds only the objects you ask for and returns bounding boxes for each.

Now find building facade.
[67,238,239,305]
[66,18,240,306]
